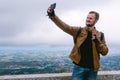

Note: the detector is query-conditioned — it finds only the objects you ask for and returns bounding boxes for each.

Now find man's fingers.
[47,8,53,13]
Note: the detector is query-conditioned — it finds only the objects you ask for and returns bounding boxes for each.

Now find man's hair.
[89,11,99,20]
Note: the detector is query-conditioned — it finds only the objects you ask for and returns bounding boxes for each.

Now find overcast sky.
[0,0,120,46]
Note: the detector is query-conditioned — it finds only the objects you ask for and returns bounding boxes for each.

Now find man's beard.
[86,23,94,27]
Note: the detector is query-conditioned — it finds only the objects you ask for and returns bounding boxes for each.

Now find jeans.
[71,64,98,80]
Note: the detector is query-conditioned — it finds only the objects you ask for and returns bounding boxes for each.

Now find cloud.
[0,0,120,45]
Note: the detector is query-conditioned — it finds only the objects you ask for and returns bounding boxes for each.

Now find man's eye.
[90,18,92,19]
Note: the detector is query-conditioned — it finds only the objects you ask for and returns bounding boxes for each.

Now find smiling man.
[47,5,108,80]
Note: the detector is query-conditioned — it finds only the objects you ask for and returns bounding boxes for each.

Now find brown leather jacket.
[51,16,108,72]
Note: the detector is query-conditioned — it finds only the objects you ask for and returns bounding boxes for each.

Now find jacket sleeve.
[50,15,79,37]
[96,33,109,56]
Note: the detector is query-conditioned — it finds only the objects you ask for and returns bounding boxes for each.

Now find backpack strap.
[74,27,83,44]
[74,28,104,44]
[100,32,104,41]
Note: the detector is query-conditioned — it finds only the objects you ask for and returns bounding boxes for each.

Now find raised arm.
[47,4,79,37]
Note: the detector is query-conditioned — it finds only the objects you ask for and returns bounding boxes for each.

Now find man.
[47,4,108,80]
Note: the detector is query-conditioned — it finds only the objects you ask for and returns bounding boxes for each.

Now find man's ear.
[95,20,98,24]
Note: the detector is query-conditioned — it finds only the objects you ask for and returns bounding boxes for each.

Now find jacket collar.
[84,26,96,32]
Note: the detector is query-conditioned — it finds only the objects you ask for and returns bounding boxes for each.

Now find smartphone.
[50,3,56,10]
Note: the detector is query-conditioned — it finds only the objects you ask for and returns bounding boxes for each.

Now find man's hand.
[47,3,56,18]
[91,28,101,43]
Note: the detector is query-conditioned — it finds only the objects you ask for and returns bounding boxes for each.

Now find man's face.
[86,13,97,27]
